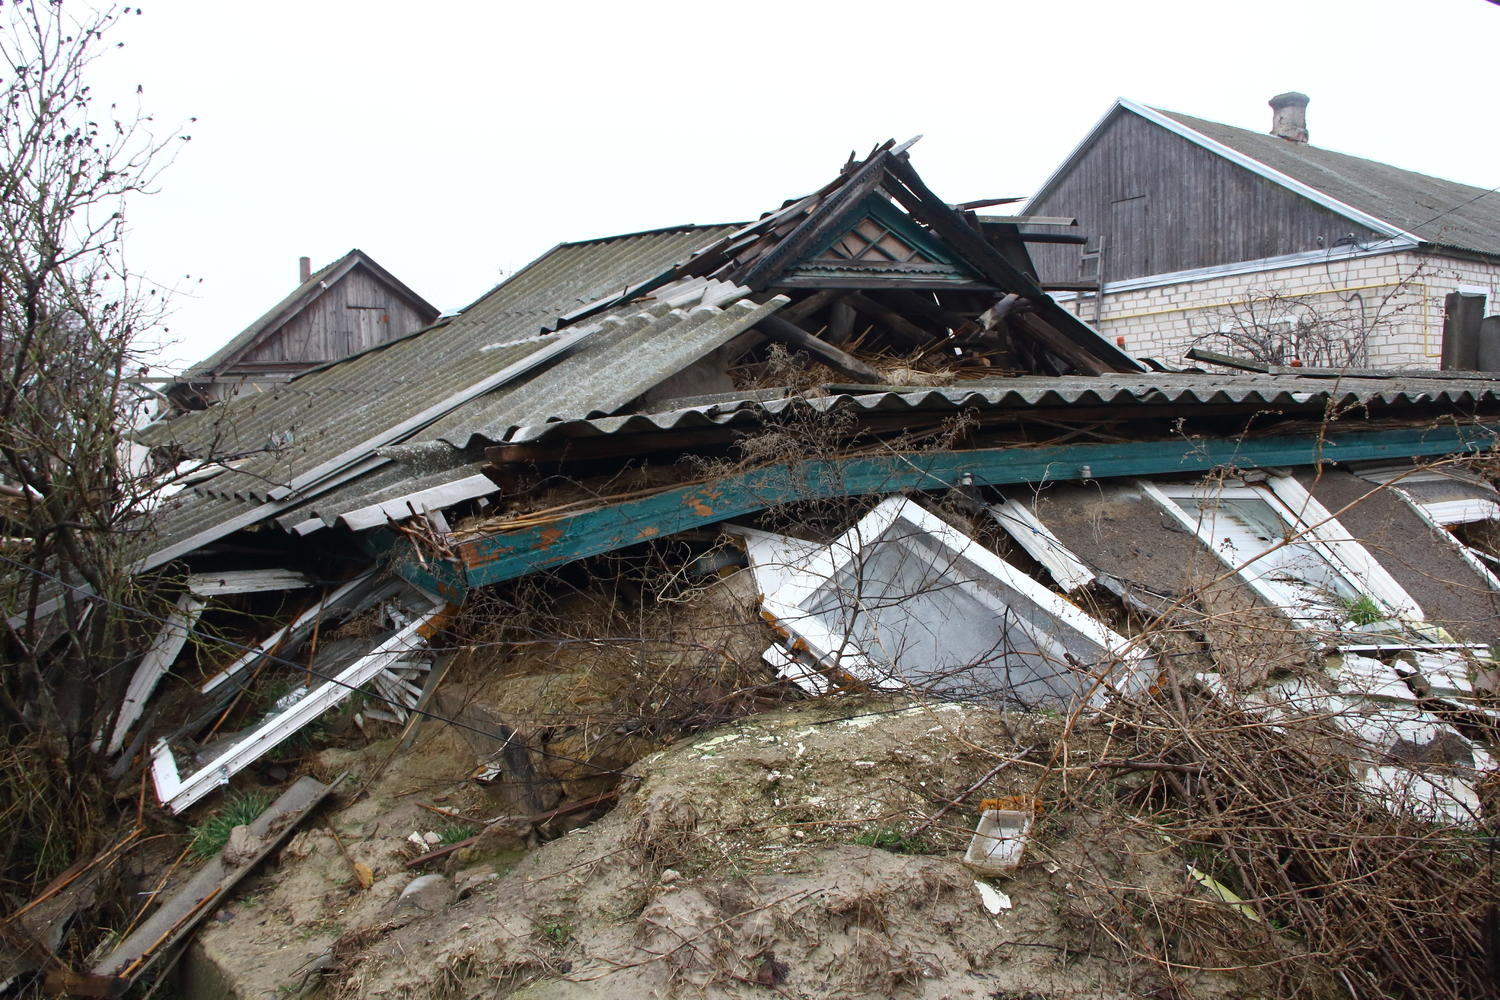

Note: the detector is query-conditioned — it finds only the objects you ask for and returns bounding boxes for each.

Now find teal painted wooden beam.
[424,423,1498,596]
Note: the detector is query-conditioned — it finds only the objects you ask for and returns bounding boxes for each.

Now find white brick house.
[1025,96,1500,370]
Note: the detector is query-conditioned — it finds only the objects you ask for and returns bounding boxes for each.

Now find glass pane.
[1172,494,1358,616]
[802,525,1105,706]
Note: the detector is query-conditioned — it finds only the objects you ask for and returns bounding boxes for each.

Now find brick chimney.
[299,256,312,282]
[1269,92,1309,144]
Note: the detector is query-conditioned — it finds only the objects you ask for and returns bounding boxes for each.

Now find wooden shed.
[166,249,439,410]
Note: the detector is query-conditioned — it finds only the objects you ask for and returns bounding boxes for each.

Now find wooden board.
[417,423,1500,596]
[79,776,339,995]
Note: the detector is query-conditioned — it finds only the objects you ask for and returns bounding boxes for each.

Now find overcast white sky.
[90,0,1498,372]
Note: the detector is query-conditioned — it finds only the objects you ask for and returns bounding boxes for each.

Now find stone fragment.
[396,874,453,914]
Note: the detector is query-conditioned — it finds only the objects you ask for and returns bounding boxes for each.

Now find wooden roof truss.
[673,140,1144,378]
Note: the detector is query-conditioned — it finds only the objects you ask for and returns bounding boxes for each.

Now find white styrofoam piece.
[964,808,1034,873]
[975,881,1012,914]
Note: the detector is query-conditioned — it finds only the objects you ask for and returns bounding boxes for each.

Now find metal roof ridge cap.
[1127,100,1420,245]
[1024,98,1131,212]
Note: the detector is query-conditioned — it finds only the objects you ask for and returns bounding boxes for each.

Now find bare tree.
[1191,264,1428,368]
[0,0,186,897]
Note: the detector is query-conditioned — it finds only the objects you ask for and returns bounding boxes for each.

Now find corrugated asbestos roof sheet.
[506,372,1500,444]
[1157,109,1500,257]
[133,226,745,562]
[127,492,269,567]
[272,457,488,531]
[416,292,786,449]
[280,286,788,526]
[139,225,737,494]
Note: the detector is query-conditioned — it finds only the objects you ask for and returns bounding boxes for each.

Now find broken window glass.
[1146,479,1422,629]
[751,498,1149,708]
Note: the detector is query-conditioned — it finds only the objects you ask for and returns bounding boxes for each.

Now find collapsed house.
[121,139,1500,837]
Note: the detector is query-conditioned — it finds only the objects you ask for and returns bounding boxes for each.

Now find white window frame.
[1349,462,1500,593]
[1398,492,1500,592]
[1141,476,1423,625]
[151,600,444,813]
[756,497,1149,705]
[986,498,1095,592]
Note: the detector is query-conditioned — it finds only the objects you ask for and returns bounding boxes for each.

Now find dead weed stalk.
[1034,680,1495,1000]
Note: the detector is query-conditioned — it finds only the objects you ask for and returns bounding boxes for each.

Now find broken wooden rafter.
[955,197,1026,211]
[881,289,972,335]
[826,299,857,344]
[754,314,886,385]
[1010,232,1090,245]
[881,155,1143,376]
[841,291,936,348]
[1010,312,1113,376]
[775,288,841,324]
[974,215,1079,227]
[1184,347,1274,373]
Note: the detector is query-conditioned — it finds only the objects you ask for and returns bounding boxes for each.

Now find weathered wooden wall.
[241,267,429,367]
[1029,111,1383,284]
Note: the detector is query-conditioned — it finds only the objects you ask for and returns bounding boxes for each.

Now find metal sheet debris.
[152,600,445,813]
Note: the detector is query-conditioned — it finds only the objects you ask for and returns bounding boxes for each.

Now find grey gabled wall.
[1029,110,1380,284]
[240,267,432,368]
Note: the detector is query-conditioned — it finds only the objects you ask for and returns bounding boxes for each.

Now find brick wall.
[1064,251,1500,369]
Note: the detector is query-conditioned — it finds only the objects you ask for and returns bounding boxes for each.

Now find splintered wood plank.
[86,775,339,990]
[446,424,1500,595]
[107,593,207,756]
[183,569,313,595]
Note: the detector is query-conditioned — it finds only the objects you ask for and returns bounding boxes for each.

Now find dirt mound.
[187,697,1275,999]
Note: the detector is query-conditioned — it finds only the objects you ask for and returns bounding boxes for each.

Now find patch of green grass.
[188,789,273,860]
[540,921,572,948]
[1338,593,1385,626]
[436,823,477,846]
[852,826,935,855]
